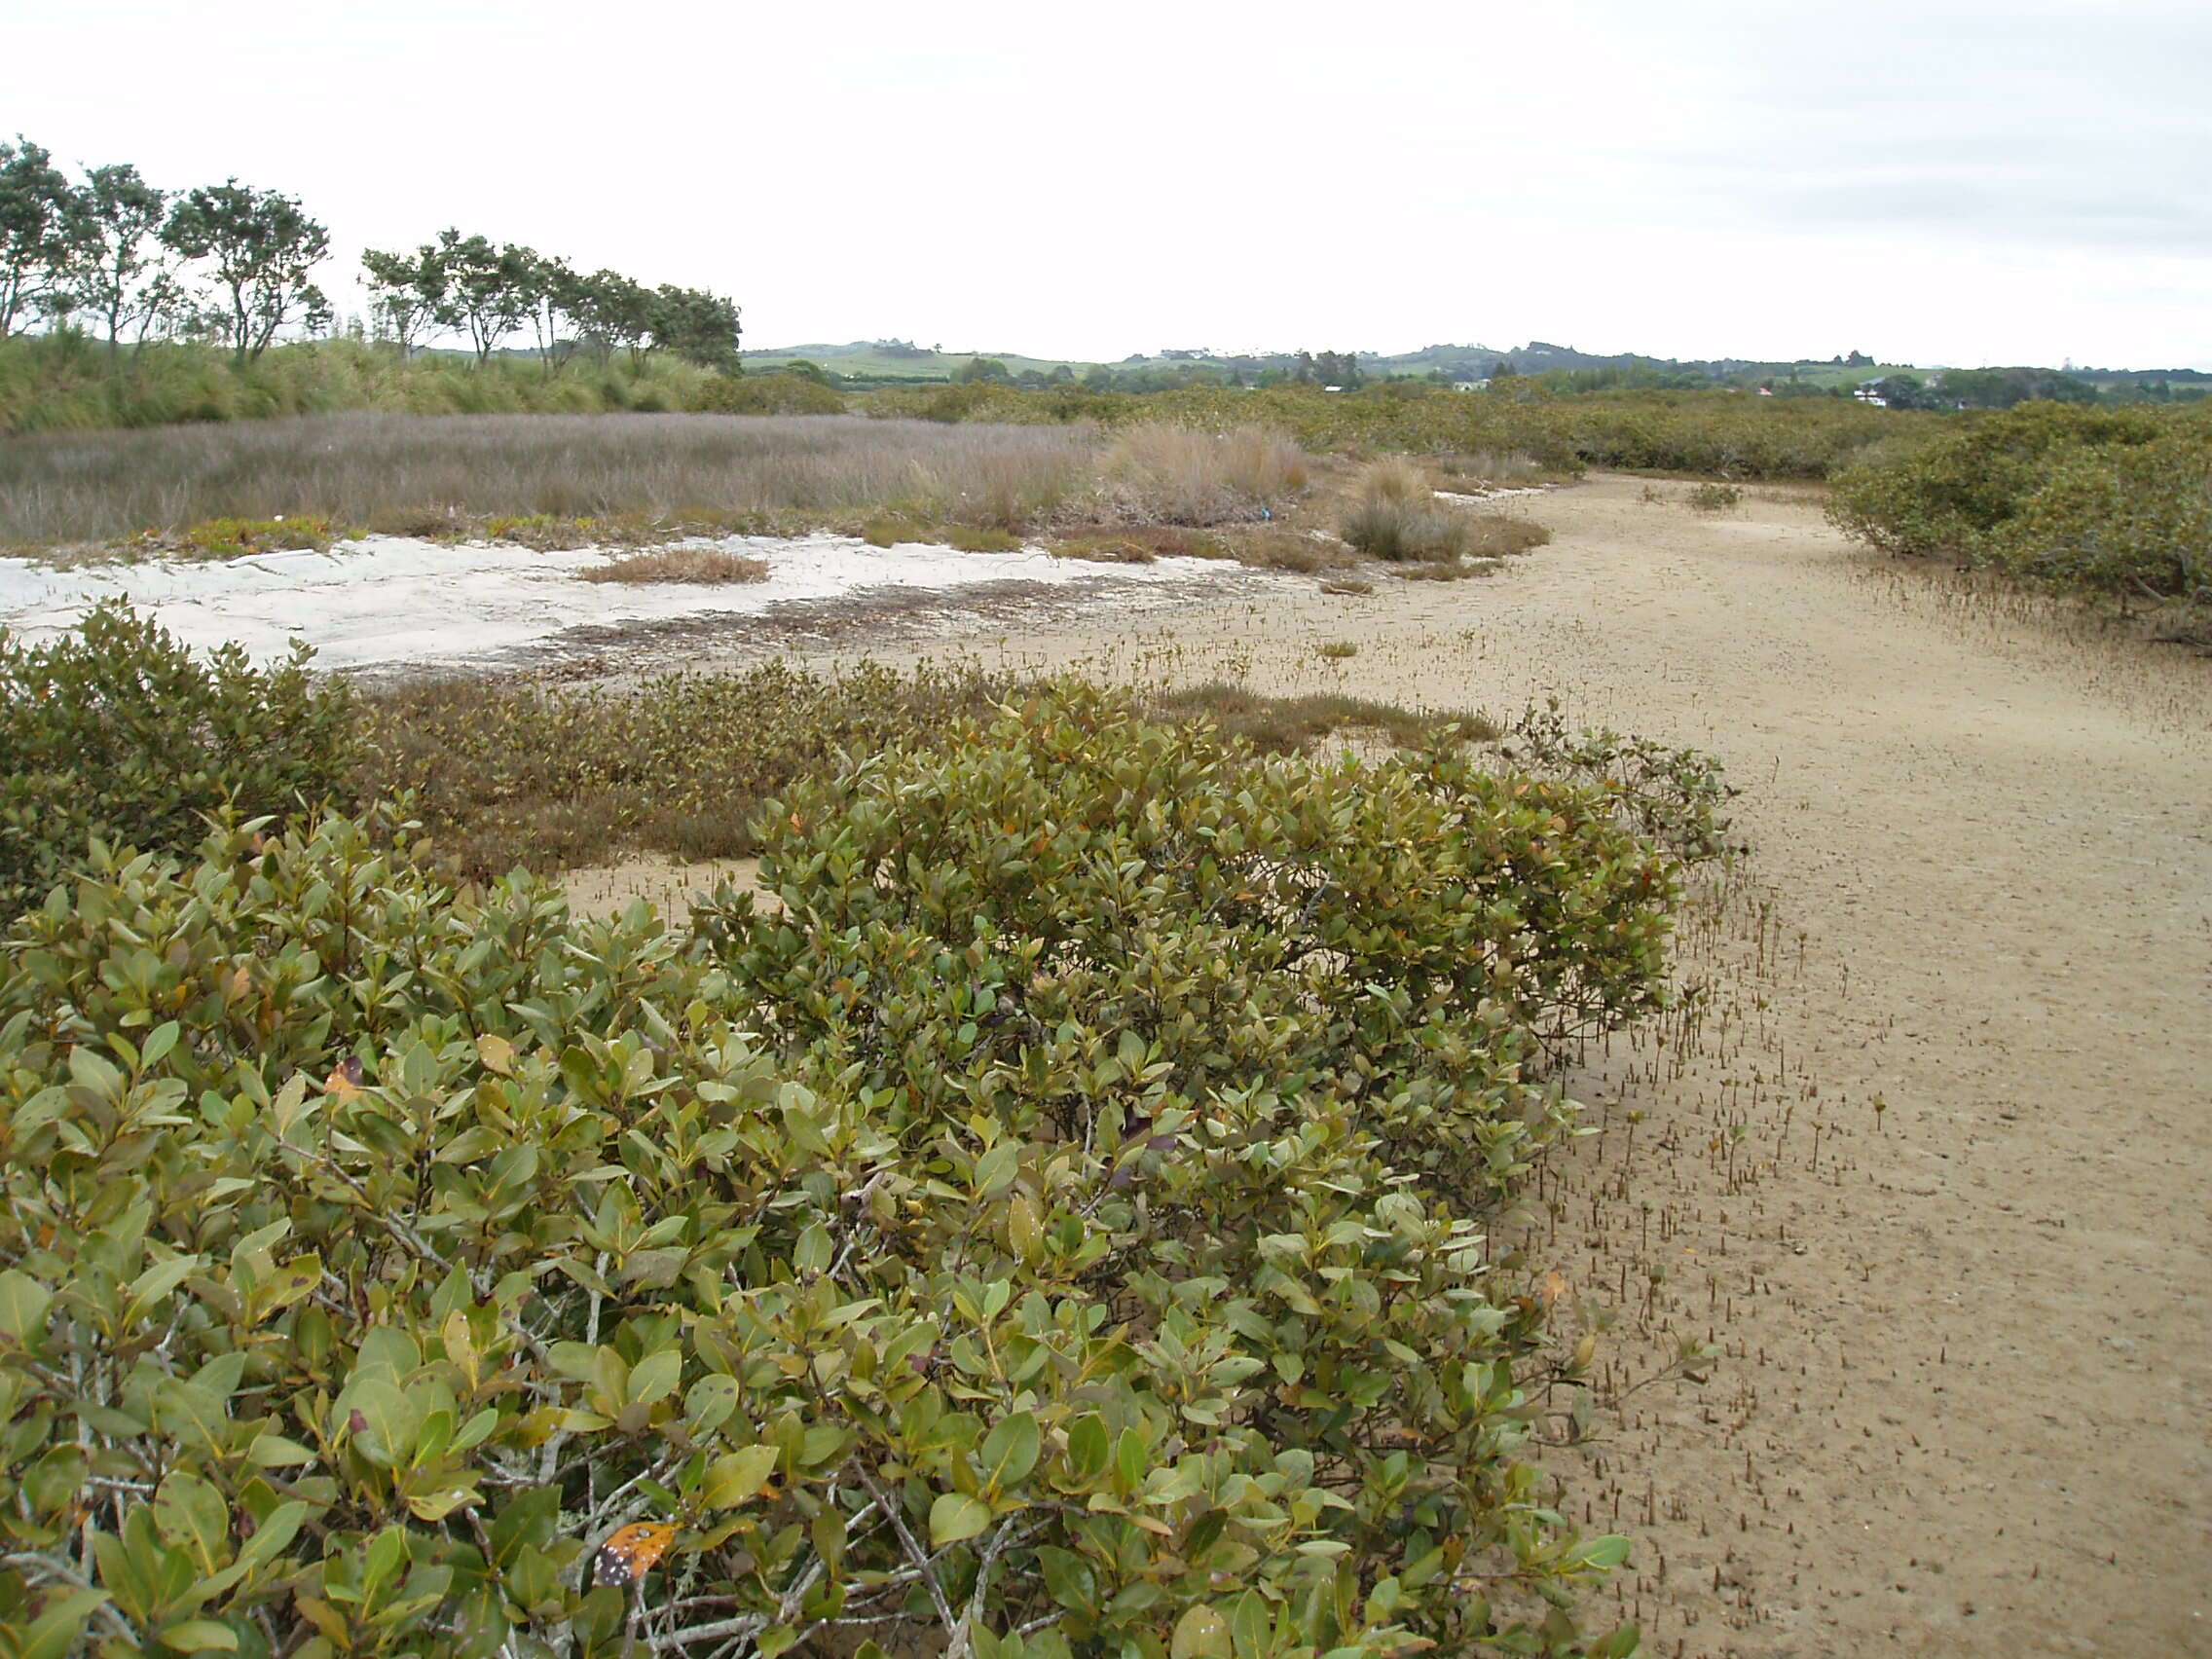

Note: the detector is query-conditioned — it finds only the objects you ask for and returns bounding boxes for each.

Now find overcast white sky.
[9,0,2208,367]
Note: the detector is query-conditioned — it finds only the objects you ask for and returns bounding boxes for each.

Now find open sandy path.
[710,473,2206,1656]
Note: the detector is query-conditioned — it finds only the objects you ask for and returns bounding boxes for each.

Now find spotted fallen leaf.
[324,1055,365,1100]
[595,1522,679,1586]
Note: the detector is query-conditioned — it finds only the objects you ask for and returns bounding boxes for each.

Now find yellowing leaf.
[929,1492,991,1548]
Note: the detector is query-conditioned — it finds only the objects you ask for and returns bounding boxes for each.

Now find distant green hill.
[741,341,1088,383]
[741,339,2209,396]
[744,338,1933,387]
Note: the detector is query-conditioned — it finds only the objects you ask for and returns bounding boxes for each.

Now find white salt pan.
[0,533,1239,675]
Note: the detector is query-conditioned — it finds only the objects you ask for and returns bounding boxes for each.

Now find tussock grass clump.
[858,516,1025,552]
[1316,640,1360,660]
[1100,422,1309,524]
[860,513,926,547]
[1342,459,1472,562]
[1218,526,1346,573]
[944,524,1023,553]
[579,547,770,585]
[1686,481,1743,512]
[114,515,344,561]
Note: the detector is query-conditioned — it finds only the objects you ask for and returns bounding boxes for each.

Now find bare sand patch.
[560,855,765,926]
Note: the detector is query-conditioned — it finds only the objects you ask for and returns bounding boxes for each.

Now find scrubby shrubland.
[8,327,1924,489]
[1827,401,2212,623]
[0,632,1726,1655]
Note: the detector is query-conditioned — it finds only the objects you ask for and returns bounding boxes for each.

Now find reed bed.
[0,412,1102,544]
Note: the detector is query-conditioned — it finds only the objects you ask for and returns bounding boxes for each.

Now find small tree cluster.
[1,135,330,362]
[1,133,742,376]
[360,234,741,371]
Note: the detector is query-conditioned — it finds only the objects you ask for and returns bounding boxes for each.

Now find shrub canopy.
[0,691,1679,1658]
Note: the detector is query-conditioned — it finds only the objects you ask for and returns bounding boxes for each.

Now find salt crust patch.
[0,534,1236,675]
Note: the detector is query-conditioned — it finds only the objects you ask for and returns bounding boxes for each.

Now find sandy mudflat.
[587,474,2206,1657]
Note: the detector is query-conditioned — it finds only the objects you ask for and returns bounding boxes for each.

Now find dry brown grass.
[1433,449,1551,486]
[579,547,770,585]
[1099,423,1310,525]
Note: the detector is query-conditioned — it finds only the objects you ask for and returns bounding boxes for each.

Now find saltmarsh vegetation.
[0,413,1098,549]
[0,413,1328,578]
[0,610,1735,1656]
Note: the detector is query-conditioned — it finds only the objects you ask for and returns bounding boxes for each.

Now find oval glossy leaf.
[978,1410,1040,1493]
[929,1492,992,1548]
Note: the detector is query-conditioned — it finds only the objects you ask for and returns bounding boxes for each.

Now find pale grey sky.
[8,0,2208,367]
